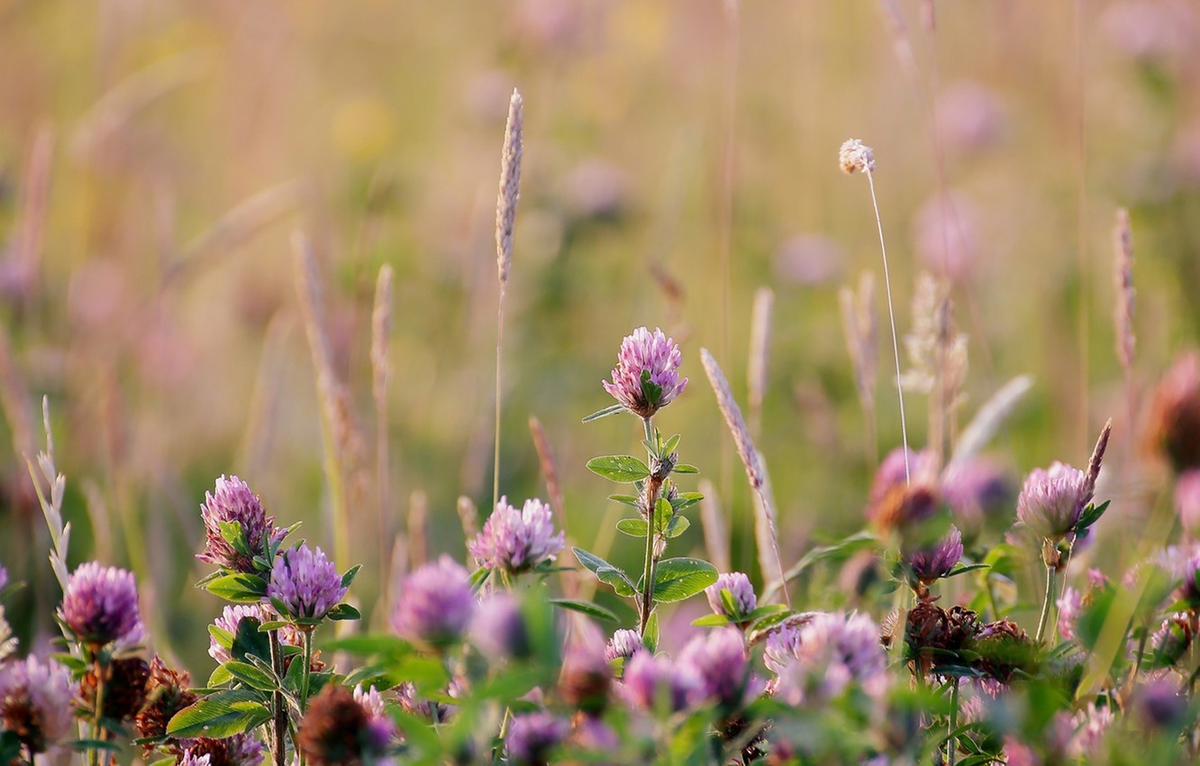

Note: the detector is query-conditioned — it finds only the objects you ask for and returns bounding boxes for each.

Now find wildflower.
[620,651,702,713]
[1146,351,1200,473]
[602,327,687,419]
[904,526,963,586]
[1016,462,1092,540]
[839,139,876,174]
[392,555,474,648]
[678,627,762,709]
[353,684,396,755]
[871,483,941,535]
[209,604,302,665]
[467,497,563,573]
[60,561,143,648]
[184,734,265,766]
[505,712,569,766]
[180,752,213,766]
[942,458,1012,534]
[967,619,1038,683]
[81,656,149,722]
[0,655,76,754]
[705,572,757,621]
[558,641,612,714]
[1155,544,1200,607]
[773,611,887,705]
[470,593,530,661]
[1135,677,1188,732]
[1057,587,1084,641]
[604,628,645,662]
[297,684,390,766]
[1175,469,1200,539]
[867,447,934,510]
[268,545,348,623]
[1069,703,1114,758]
[763,624,801,675]
[198,475,284,573]
[135,656,198,754]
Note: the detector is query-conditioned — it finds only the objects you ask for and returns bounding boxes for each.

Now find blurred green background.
[1,0,1198,673]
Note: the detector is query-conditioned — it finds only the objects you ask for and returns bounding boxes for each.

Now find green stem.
[89,657,105,766]
[1035,564,1056,644]
[638,417,658,636]
[268,631,287,766]
[300,629,314,713]
[947,677,960,766]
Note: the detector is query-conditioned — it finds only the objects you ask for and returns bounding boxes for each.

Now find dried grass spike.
[495,89,524,284]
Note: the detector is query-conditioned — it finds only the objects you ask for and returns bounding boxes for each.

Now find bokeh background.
[1,0,1199,673]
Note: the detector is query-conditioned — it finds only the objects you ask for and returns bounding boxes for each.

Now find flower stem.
[268,631,288,766]
[89,657,106,766]
[300,629,314,713]
[1035,564,1057,644]
[638,417,659,636]
[947,677,960,766]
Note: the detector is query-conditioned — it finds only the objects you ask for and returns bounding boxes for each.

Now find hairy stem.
[493,284,506,512]
[268,631,287,766]
[1035,564,1057,645]
[947,677,960,766]
[300,629,314,714]
[638,417,660,636]
[89,657,106,766]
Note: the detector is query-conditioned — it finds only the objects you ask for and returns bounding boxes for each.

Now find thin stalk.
[947,677,960,766]
[268,631,287,766]
[638,417,659,636]
[89,657,106,766]
[865,169,910,485]
[493,284,505,513]
[300,629,314,713]
[1035,564,1057,644]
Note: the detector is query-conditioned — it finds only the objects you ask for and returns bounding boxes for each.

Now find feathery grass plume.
[700,349,790,607]
[698,478,731,574]
[407,489,428,569]
[747,287,774,439]
[294,233,363,569]
[949,375,1034,466]
[840,271,879,465]
[27,397,69,591]
[902,273,968,467]
[841,138,911,484]
[493,88,524,512]
[371,264,394,606]
[10,123,52,301]
[457,496,479,542]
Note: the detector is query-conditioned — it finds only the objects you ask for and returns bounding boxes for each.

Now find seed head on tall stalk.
[493,88,524,513]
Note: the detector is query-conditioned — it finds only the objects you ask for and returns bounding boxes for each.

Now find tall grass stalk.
[493,89,524,513]
[372,264,395,606]
[747,287,773,441]
[1113,208,1135,432]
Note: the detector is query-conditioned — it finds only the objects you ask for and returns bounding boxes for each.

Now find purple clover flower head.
[677,626,762,709]
[198,475,284,573]
[1175,469,1200,541]
[1155,544,1200,606]
[209,604,301,665]
[904,526,963,585]
[392,555,475,648]
[468,497,564,574]
[1135,676,1188,731]
[214,733,266,766]
[763,624,802,675]
[620,651,702,713]
[470,593,530,660]
[1016,462,1092,540]
[773,611,887,705]
[604,628,645,662]
[942,458,1012,533]
[0,655,76,753]
[1057,587,1084,642]
[505,712,569,766]
[704,572,757,621]
[179,752,213,766]
[602,326,688,418]
[0,563,7,593]
[868,448,935,509]
[60,561,143,648]
[572,716,618,751]
[267,545,348,622]
[1069,703,1115,758]
[353,684,396,755]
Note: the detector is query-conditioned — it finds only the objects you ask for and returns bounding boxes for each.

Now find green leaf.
[469,566,492,592]
[219,521,250,555]
[664,514,690,539]
[256,621,290,632]
[652,558,719,603]
[608,494,640,508]
[202,573,269,603]
[586,455,651,483]
[653,497,674,534]
[223,661,277,692]
[167,690,272,739]
[340,564,362,589]
[661,433,681,456]
[582,403,627,423]
[1076,500,1111,534]
[207,664,233,687]
[690,613,730,627]
[323,634,412,657]
[639,369,662,410]
[549,599,619,623]
[946,563,991,578]
[572,547,616,574]
[615,518,649,537]
[670,492,704,511]
[672,463,699,474]
[643,612,659,653]
[597,566,637,598]
[326,603,361,621]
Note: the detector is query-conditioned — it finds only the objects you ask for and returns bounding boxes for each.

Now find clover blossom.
[198,474,285,573]
[704,572,757,621]
[60,561,144,648]
[468,496,564,573]
[353,684,397,755]
[763,624,802,675]
[677,626,761,709]
[470,593,530,660]
[773,611,887,705]
[620,651,702,713]
[209,603,301,664]
[604,628,645,662]
[267,545,348,622]
[392,555,475,648]
[602,326,688,418]
[183,734,265,766]
[1016,462,1092,540]
[0,654,76,754]
[904,526,964,586]
[505,712,569,766]
[297,684,390,766]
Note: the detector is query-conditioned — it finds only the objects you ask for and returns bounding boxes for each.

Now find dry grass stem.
[748,287,774,439]
[840,271,879,464]
[12,124,53,299]
[902,273,967,467]
[0,323,35,460]
[372,264,395,605]
[294,232,363,568]
[493,88,524,512]
[949,375,1034,466]
[407,489,429,570]
[529,415,577,597]
[1113,208,1135,373]
[698,478,731,574]
[457,496,480,543]
[27,397,69,591]
[700,348,790,606]
[237,313,293,478]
